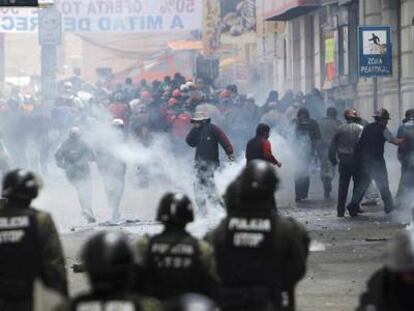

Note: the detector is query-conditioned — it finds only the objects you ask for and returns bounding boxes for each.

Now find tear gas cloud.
[26,104,298,237]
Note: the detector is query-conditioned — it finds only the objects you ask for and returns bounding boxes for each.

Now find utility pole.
[39,6,61,103]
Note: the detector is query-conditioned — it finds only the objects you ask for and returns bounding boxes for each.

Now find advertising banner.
[203,0,221,55]
[0,0,202,33]
[220,0,256,44]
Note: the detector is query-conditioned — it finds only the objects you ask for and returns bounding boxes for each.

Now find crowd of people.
[0,72,414,223]
[0,73,332,223]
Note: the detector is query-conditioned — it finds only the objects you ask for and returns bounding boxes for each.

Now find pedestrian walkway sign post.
[358,25,392,111]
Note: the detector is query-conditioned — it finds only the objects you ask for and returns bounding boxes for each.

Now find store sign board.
[0,0,202,33]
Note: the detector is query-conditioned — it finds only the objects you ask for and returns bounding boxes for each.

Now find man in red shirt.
[246,123,282,167]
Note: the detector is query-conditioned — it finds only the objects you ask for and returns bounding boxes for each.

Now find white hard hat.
[246,93,255,101]
[112,119,124,127]
[191,111,210,122]
[64,81,73,88]
[129,98,141,108]
[180,84,189,92]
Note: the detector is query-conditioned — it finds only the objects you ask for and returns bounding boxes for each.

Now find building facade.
[260,0,414,125]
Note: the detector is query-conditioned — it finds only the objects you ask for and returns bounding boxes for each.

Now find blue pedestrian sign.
[358,26,392,77]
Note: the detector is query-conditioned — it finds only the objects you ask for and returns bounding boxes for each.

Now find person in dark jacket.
[291,108,321,202]
[136,193,218,302]
[186,111,234,215]
[205,160,309,311]
[346,109,404,216]
[0,170,68,310]
[395,109,414,210]
[357,231,414,311]
[317,107,342,199]
[329,108,364,217]
[246,123,282,167]
[55,127,96,223]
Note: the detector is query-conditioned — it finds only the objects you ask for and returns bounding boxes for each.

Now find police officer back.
[206,160,310,311]
[357,231,414,311]
[136,193,218,302]
[0,169,68,310]
[57,231,162,311]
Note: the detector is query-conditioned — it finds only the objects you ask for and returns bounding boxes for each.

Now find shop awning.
[263,0,321,21]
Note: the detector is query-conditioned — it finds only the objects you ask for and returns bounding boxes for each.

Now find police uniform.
[357,267,414,311]
[57,231,163,311]
[0,170,68,310]
[136,230,218,301]
[357,231,414,311]
[136,192,218,302]
[206,160,309,311]
[206,212,308,311]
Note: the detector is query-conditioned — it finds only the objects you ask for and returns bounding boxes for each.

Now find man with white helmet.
[357,231,414,311]
[186,111,234,215]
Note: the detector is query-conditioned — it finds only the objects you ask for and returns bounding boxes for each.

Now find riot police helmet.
[81,231,134,291]
[156,192,194,225]
[387,231,414,273]
[239,160,279,201]
[2,169,42,201]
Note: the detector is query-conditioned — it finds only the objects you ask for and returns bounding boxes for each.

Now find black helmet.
[387,231,414,272]
[166,294,217,311]
[2,169,42,201]
[81,232,134,291]
[156,192,194,225]
[373,108,391,121]
[239,160,279,201]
